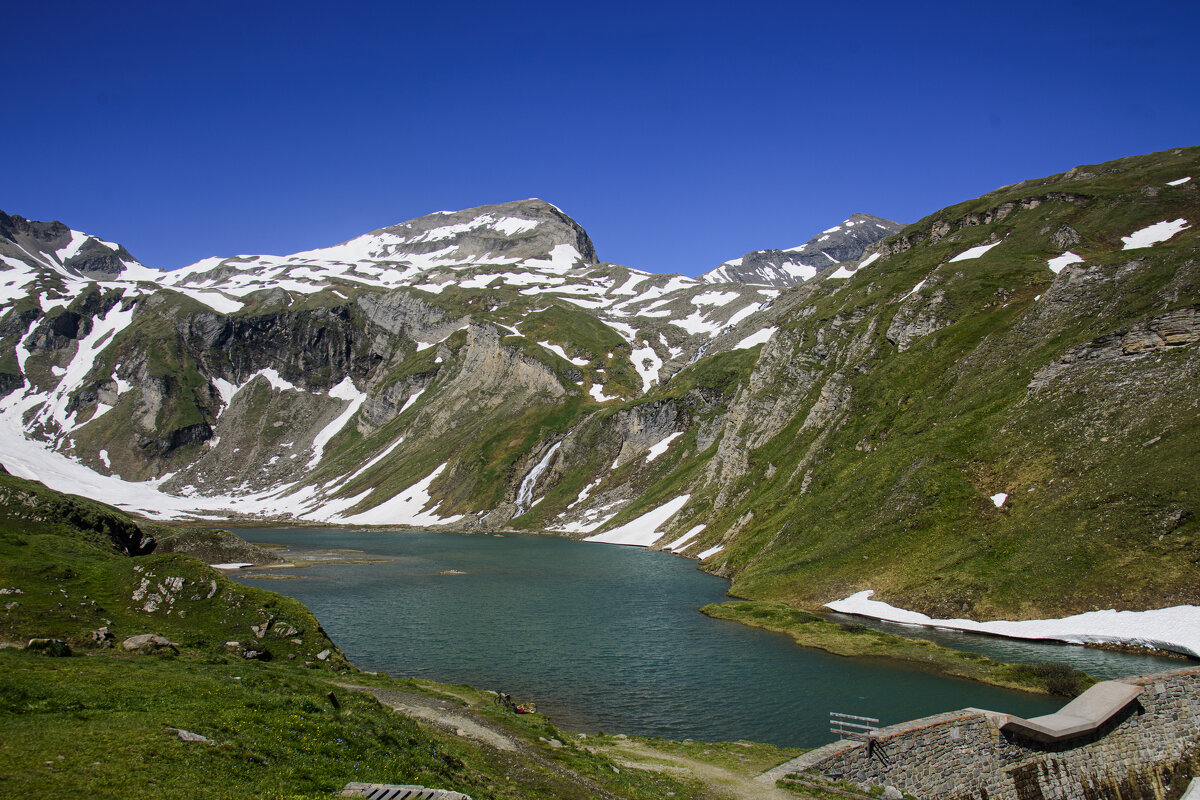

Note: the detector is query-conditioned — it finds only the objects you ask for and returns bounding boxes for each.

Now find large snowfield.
[827,590,1200,659]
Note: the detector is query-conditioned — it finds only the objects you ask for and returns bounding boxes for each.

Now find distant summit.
[701,213,904,287]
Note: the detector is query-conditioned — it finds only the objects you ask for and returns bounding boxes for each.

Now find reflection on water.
[231,528,1180,747]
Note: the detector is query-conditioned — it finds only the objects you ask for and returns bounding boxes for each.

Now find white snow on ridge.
[340,436,406,485]
[697,544,724,560]
[491,217,540,236]
[54,230,91,263]
[671,310,723,337]
[723,303,763,330]
[1121,218,1190,250]
[733,327,776,350]
[826,265,857,280]
[333,462,461,526]
[664,524,704,552]
[692,290,740,307]
[858,252,882,270]
[899,278,928,302]
[0,257,37,304]
[644,432,682,463]
[398,387,425,415]
[826,590,1200,659]
[630,342,663,393]
[37,301,137,431]
[169,287,244,314]
[415,323,468,351]
[538,341,589,366]
[589,383,619,402]
[585,494,690,547]
[991,492,1008,507]
[780,261,817,282]
[1047,251,1084,274]
[306,377,367,468]
[213,368,300,412]
[1166,177,1191,186]
[949,240,1003,262]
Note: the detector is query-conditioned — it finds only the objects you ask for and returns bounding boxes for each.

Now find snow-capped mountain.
[2,146,1198,626]
[701,213,903,286]
[0,197,826,526]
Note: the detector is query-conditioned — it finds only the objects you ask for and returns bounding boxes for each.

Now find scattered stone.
[224,641,241,649]
[316,649,331,661]
[168,727,210,743]
[122,633,178,654]
[25,638,71,657]
[242,649,272,661]
[4,602,19,611]
[290,638,302,645]
[881,787,903,800]
[0,587,23,595]
[91,627,115,647]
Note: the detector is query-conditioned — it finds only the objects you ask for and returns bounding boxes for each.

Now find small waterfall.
[515,441,561,515]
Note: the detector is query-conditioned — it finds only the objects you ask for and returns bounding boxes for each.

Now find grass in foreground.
[702,600,1094,697]
[0,648,707,800]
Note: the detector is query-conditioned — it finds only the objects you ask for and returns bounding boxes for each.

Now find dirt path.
[360,686,518,751]
[594,739,796,800]
[338,684,626,800]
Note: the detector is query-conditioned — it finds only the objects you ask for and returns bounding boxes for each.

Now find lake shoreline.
[700,600,1093,697]
[226,527,1184,700]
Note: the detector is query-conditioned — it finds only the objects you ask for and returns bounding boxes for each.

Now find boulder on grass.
[122,633,178,654]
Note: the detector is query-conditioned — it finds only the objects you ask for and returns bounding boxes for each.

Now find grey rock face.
[0,209,146,280]
[1029,306,1200,391]
[702,213,903,287]
[122,633,178,653]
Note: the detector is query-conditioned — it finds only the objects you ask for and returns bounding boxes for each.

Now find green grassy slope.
[586,146,1200,620]
[0,472,723,799]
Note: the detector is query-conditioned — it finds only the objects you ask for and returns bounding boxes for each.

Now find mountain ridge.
[1,145,1197,622]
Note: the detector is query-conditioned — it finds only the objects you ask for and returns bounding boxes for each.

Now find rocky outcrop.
[886,288,948,352]
[1029,307,1200,391]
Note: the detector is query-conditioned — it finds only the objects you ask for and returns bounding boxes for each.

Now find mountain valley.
[2,146,1198,623]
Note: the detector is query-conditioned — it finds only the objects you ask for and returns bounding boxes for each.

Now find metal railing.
[830,712,879,741]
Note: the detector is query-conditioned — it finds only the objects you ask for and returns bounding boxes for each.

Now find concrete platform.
[1000,681,1143,743]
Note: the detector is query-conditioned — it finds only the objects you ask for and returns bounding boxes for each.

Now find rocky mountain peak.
[701,212,904,287]
[372,198,599,266]
[0,209,149,281]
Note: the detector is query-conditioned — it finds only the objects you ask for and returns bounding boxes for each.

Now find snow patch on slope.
[333,462,461,526]
[949,240,1003,262]
[306,378,366,468]
[1122,219,1190,250]
[585,494,690,547]
[826,590,1200,659]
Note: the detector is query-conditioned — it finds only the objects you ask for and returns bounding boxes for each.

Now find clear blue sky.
[4,1,1198,276]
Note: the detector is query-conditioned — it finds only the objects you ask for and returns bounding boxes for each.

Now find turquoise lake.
[232,528,1183,747]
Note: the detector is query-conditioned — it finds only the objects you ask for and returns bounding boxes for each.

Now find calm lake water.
[231,528,1182,747]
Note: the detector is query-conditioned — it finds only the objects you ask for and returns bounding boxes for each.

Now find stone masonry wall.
[788,667,1200,800]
